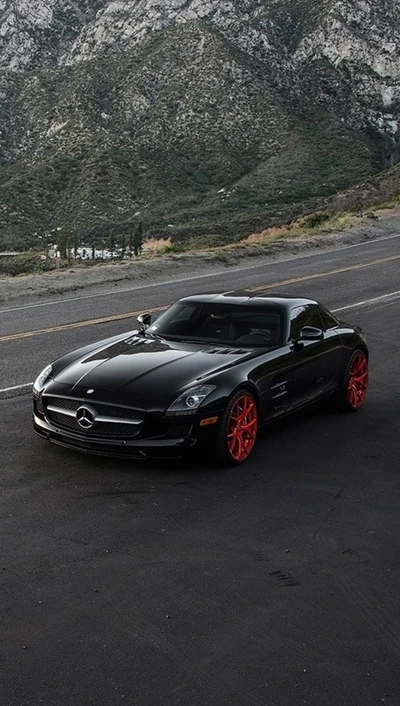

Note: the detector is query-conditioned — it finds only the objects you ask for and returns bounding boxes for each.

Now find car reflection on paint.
[33,291,369,466]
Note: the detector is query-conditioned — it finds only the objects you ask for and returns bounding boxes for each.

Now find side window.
[290,305,325,339]
[321,307,339,329]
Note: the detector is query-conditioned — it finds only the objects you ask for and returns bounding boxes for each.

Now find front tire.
[334,349,369,412]
[212,390,258,466]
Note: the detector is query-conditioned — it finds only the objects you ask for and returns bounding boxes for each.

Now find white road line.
[2,288,399,397]
[1,232,399,314]
[333,290,400,313]
[0,383,33,396]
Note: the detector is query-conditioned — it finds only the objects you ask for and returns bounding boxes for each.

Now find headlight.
[33,364,52,394]
[166,385,216,416]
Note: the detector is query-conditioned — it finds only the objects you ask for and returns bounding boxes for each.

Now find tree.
[109,231,116,255]
[66,237,72,264]
[120,233,126,260]
[73,231,79,259]
[133,221,143,257]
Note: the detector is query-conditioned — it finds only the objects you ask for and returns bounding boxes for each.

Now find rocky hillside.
[0,0,399,249]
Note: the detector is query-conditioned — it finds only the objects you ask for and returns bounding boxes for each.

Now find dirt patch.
[1,209,399,306]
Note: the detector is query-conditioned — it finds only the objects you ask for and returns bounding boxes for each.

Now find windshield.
[147,301,284,348]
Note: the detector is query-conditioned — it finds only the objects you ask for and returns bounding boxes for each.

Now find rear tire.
[212,390,258,466]
[334,349,369,413]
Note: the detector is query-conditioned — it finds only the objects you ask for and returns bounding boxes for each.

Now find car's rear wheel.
[213,390,258,466]
[335,349,369,412]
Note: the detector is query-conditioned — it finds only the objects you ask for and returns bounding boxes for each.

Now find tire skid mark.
[269,569,300,587]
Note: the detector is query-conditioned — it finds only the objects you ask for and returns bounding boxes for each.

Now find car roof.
[179,291,318,309]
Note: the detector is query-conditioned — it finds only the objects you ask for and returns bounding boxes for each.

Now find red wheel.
[213,390,258,466]
[346,350,368,409]
[333,349,369,412]
[227,394,258,462]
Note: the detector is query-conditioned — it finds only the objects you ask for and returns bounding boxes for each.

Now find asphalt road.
[1,234,400,705]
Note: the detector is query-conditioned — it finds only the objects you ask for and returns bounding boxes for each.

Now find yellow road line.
[2,254,399,344]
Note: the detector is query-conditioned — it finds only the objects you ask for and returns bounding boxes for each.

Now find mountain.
[0,0,399,250]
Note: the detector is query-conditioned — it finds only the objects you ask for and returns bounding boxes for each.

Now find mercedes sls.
[33,292,369,465]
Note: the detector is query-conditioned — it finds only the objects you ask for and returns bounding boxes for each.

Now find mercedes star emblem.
[76,405,96,430]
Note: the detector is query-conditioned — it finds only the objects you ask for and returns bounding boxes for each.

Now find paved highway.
[1,234,399,705]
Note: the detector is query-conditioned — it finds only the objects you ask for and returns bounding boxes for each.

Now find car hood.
[52,334,253,399]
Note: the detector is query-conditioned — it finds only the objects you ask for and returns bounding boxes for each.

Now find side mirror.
[299,326,324,341]
[137,313,152,332]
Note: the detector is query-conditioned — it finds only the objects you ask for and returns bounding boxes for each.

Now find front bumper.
[33,412,201,460]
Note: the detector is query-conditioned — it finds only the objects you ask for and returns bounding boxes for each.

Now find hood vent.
[203,347,250,356]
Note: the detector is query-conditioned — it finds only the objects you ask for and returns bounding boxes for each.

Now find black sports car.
[33,292,369,465]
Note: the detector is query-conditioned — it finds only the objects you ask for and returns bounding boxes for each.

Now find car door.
[289,304,342,408]
[249,343,295,421]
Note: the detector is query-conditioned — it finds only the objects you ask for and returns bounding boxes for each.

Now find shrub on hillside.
[0,254,42,276]
[0,253,61,276]
[298,211,330,229]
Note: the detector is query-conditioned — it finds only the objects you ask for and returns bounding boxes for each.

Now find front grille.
[47,411,141,438]
[41,396,193,442]
[43,395,144,438]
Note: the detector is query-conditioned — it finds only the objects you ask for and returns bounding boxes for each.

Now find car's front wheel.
[213,389,258,466]
[334,349,369,412]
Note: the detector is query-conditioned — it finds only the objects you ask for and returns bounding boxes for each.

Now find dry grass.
[246,225,292,243]
[142,237,173,254]
[243,213,360,245]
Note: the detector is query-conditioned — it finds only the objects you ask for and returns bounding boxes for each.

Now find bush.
[35,258,58,273]
[0,254,41,276]
[298,211,330,229]
[0,253,60,276]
